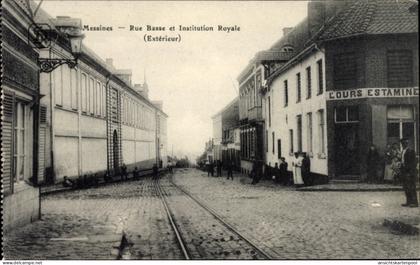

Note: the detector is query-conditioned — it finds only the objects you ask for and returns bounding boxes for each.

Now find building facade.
[262,0,418,182]
[32,5,167,184]
[212,98,241,169]
[2,0,43,232]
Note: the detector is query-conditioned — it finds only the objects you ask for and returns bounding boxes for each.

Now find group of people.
[205,160,234,180]
[367,139,418,207]
[256,152,312,187]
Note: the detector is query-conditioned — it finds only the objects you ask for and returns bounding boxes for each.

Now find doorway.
[335,123,360,175]
[113,130,119,171]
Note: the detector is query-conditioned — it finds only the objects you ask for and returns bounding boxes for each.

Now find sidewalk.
[201,168,418,192]
[41,168,167,195]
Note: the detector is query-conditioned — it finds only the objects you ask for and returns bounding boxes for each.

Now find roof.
[211,97,239,119]
[319,0,418,41]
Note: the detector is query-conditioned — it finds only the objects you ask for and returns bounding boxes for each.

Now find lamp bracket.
[38,58,77,73]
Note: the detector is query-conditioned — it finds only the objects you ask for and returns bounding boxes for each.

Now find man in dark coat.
[366,145,380,183]
[227,161,234,180]
[279,157,289,185]
[216,160,222,177]
[400,138,418,207]
[121,163,128,181]
[302,153,312,186]
[153,163,159,180]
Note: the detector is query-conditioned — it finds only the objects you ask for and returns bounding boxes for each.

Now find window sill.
[317,91,323,96]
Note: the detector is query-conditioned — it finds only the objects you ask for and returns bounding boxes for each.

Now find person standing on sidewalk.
[227,161,234,180]
[153,163,159,180]
[292,152,304,187]
[400,138,418,207]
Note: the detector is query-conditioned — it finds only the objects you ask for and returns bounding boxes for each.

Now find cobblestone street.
[3,168,420,260]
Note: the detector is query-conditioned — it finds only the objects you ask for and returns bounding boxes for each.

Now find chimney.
[115,69,132,86]
[308,1,326,37]
[282,27,293,36]
[105,58,114,68]
[134,83,149,99]
[152,100,163,110]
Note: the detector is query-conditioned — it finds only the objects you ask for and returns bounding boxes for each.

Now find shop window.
[335,106,359,123]
[387,106,416,151]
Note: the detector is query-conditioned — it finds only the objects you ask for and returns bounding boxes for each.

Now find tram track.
[154,174,273,260]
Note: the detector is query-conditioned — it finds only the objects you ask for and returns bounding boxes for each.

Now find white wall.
[265,50,328,175]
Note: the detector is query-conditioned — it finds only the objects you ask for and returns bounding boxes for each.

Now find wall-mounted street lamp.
[35,16,84,73]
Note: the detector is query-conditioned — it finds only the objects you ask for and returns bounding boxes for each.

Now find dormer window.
[281,45,294,52]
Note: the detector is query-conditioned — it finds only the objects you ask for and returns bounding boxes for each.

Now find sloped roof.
[319,0,418,41]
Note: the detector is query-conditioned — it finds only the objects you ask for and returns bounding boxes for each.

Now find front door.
[113,130,119,172]
[335,123,360,176]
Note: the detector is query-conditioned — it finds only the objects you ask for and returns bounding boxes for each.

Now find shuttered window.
[1,91,15,194]
[387,50,413,88]
[333,52,357,89]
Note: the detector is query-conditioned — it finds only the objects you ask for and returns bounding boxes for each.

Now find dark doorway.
[113,130,119,171]
[335,123,360,175]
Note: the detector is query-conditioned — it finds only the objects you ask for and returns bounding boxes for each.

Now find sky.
[38,0,308,160]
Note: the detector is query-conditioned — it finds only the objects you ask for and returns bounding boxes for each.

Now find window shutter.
[1,91,16,195]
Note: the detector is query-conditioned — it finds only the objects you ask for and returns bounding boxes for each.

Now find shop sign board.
[327,87,419,100]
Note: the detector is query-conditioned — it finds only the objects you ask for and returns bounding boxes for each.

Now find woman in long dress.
[292,152,304,186]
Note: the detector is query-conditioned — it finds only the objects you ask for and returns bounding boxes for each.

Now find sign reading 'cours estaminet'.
[327,87,419,100]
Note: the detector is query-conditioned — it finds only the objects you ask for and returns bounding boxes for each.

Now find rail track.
[153,174,273,260]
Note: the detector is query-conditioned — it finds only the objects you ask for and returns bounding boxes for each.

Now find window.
[265,130,268,153]
[307,112,313,154]
[387,106,416,151]
[387,50,413,87]
[54,66,63,106]
[284,80,288,106]
[89,78,94,115]
[335,106,359,123]
[289,129,294,154]
[70,69,78,110]
[272,131,275,154]
[318,109,325,154]
[333,52,357,89]
[297,115,302,152]
[81,73,87,112]
[306,66,311,99]
[62,66,71,108]
[268,96,271,127]
[96,82,101,115]
[296,73,301,102]
[13,102,26,182]
[102,85,106,117]
[277,139,282,159]
[317,59,323,95]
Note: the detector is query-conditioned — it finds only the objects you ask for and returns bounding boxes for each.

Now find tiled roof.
[319,0,418,40]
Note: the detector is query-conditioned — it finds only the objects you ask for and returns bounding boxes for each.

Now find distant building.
[212,98,240,169]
